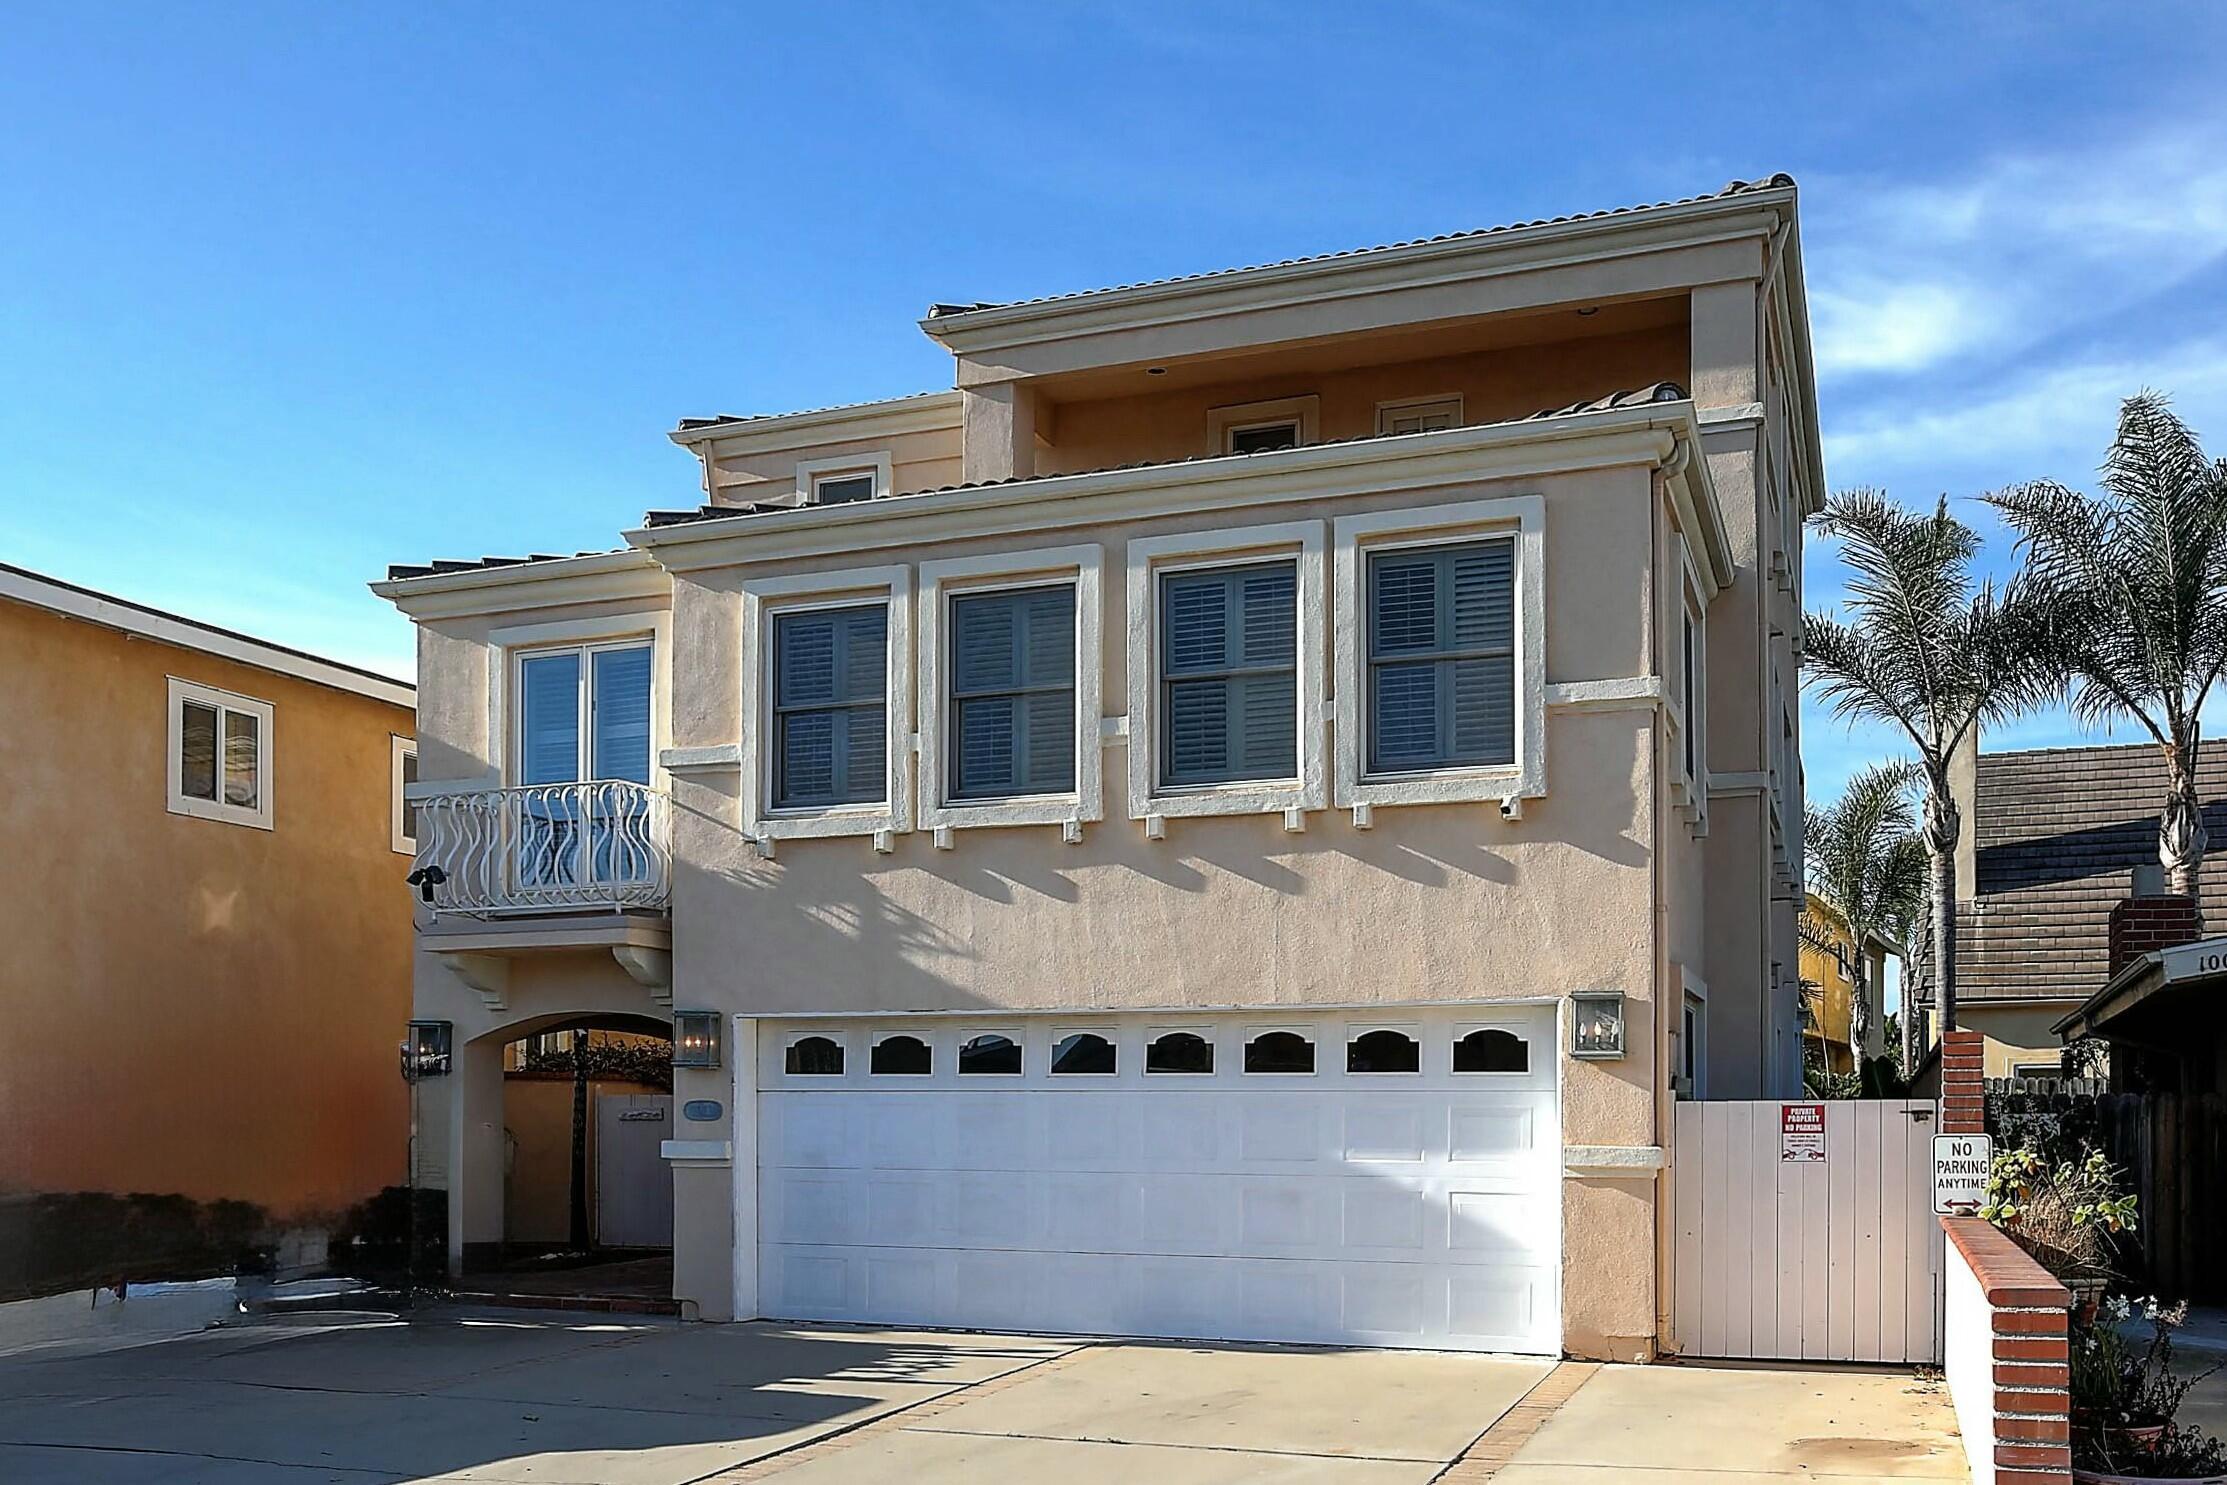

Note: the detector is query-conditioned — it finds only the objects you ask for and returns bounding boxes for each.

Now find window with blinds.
[516,641,652,783]
[948,584,1077,801]
[1365,538,1516,774]
[773,604,888,809]
[1159,561,1298,787]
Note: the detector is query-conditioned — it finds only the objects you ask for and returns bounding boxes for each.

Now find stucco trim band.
[1562,1145,1666,1179]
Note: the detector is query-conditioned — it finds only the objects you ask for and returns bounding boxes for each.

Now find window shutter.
[1449,542,1513,651]
[779,711,836,803]
[1449,656,1515,764]
[950,586,1077,800]
[774,605,887,809]
[1371,554,1438,653]
[520,652,583,785]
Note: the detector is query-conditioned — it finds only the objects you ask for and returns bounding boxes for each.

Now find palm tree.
[1987,392,2227,898]
[1803,762,1927,1074]
[1802,491,2059,1038]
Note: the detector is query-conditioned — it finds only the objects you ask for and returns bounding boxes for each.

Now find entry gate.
[1672,1099,1942,1363]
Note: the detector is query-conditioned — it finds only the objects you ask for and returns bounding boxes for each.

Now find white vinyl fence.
[1672,1099,1942,1363]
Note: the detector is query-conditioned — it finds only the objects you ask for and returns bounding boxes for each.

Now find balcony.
[415,780,671,916]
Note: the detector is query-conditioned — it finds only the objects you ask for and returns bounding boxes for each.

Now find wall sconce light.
[400,1020,453,1082]
[673,1010,722,1069]
[1569,992,1627,1060]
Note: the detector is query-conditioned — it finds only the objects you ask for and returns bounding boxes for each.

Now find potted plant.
[2068,1298,2227,1483]
[1980,1145,2137,1313]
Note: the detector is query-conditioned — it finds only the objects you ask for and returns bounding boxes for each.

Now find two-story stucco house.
[376,176,1821,1361]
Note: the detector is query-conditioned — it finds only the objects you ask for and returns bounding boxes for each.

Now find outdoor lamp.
[400,1020,453,1081]
[1569,991,1627,1060]
[672,1010,722,1069]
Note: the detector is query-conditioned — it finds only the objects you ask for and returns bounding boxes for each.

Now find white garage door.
[754,1006,1560,1354]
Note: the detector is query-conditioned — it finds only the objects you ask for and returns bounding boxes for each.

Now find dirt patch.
[1789,1435,1931,1464]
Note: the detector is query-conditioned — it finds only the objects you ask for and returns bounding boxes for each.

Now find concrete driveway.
[0,1305,1966,1483]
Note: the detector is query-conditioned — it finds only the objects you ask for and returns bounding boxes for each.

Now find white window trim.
[485,613,671,789]
[391,734,418,855]
[869,1029,935,1077]
[1206,395,1319,456]
[1344,1022,1424,1077]
[1048,1027,1120,1076]
[1332,494,1547,809]
[1374,393,1463,436]
[1241,1024,1320,1077]
[1450,1021,1539,1080]
[1124,520,1328,821]
[796,452,893,504]
[166,677,275,831]
[1143,1024,1218,1076]
[740,564,914,841]
[917,543,1105,832]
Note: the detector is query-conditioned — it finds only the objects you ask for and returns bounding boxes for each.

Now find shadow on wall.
[0,1185,446,1303]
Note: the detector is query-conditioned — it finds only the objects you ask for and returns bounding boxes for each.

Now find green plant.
[1804,763,1927,1068]
[1803,491,2060,1036]
[1989,392,2227,897]
[1982,1145,2137,1286]
[2071,1298,2227,1477]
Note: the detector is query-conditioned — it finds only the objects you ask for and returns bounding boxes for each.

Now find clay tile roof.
[922,177,1795,321]
[383,551,617,582]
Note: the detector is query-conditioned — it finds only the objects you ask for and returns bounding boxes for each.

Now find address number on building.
[1932,1133,1992,1215]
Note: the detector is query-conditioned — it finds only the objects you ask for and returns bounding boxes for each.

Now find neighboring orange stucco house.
[0,564,415,1242]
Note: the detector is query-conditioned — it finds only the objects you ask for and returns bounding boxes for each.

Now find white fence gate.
[1673,1099,1942,1364]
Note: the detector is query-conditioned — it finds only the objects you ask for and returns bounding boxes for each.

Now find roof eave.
[918,185,1798,347]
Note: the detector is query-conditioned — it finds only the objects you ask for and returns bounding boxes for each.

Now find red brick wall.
[2107,894,2203,977]
[1943,1217,2073,1484]
[1942,1028,1985,1135]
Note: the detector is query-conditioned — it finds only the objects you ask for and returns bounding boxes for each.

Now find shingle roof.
[1963,740,2227,1004]
[922,176,1796,323]
[639,382,1689,533]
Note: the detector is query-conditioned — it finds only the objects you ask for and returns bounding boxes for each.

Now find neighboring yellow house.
[1799,891,1895,1073]
[0,564,415,1280]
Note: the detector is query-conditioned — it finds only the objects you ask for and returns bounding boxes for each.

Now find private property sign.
[1780,1103,1826,1162]
[1933,1133,1993,1215]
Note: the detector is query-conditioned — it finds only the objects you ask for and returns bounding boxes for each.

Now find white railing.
[414,781,670,914]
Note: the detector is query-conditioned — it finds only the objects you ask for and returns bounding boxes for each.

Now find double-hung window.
[1366,539,1516,774]
[772,605,887,810]
[948,585,1076,801]
[167,678,273,830]
[1159,562,1297,787]
[514,640,653,890]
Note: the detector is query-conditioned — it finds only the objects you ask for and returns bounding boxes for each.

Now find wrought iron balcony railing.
[413,780,670,915]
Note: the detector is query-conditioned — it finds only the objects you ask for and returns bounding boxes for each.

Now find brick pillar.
[2106,894,2202,977]
[1941,1027,1985,1135]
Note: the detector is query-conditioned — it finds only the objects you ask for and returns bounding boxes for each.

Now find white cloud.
[1804,127,2227,380]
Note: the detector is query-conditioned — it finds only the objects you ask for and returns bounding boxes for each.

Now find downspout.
[1648,453,1675,1355]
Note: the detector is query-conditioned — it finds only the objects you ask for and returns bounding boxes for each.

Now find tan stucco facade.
[384,179,1823,1358]
[0,584,415,1220]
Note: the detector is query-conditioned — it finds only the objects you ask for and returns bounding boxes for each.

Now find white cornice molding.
[666,390,962,452]
[632,404,1730,585]
[1545,676,1663,712]
[2,565,414,708]
[371,550,671,621]
[920,195,1790,355]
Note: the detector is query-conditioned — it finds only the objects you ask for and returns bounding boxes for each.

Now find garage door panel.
[755,1007,1560,1354]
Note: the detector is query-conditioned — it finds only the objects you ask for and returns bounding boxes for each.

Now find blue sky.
[6,2,2227,801]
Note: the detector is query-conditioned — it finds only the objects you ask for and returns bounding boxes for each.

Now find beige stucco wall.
[1962,1004,2074,1077]
[1036,325,1687,476]
[0,598,414,1219]
[711,421,963,505]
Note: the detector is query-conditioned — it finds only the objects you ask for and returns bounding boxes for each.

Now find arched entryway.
[449,1010,678,1303]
